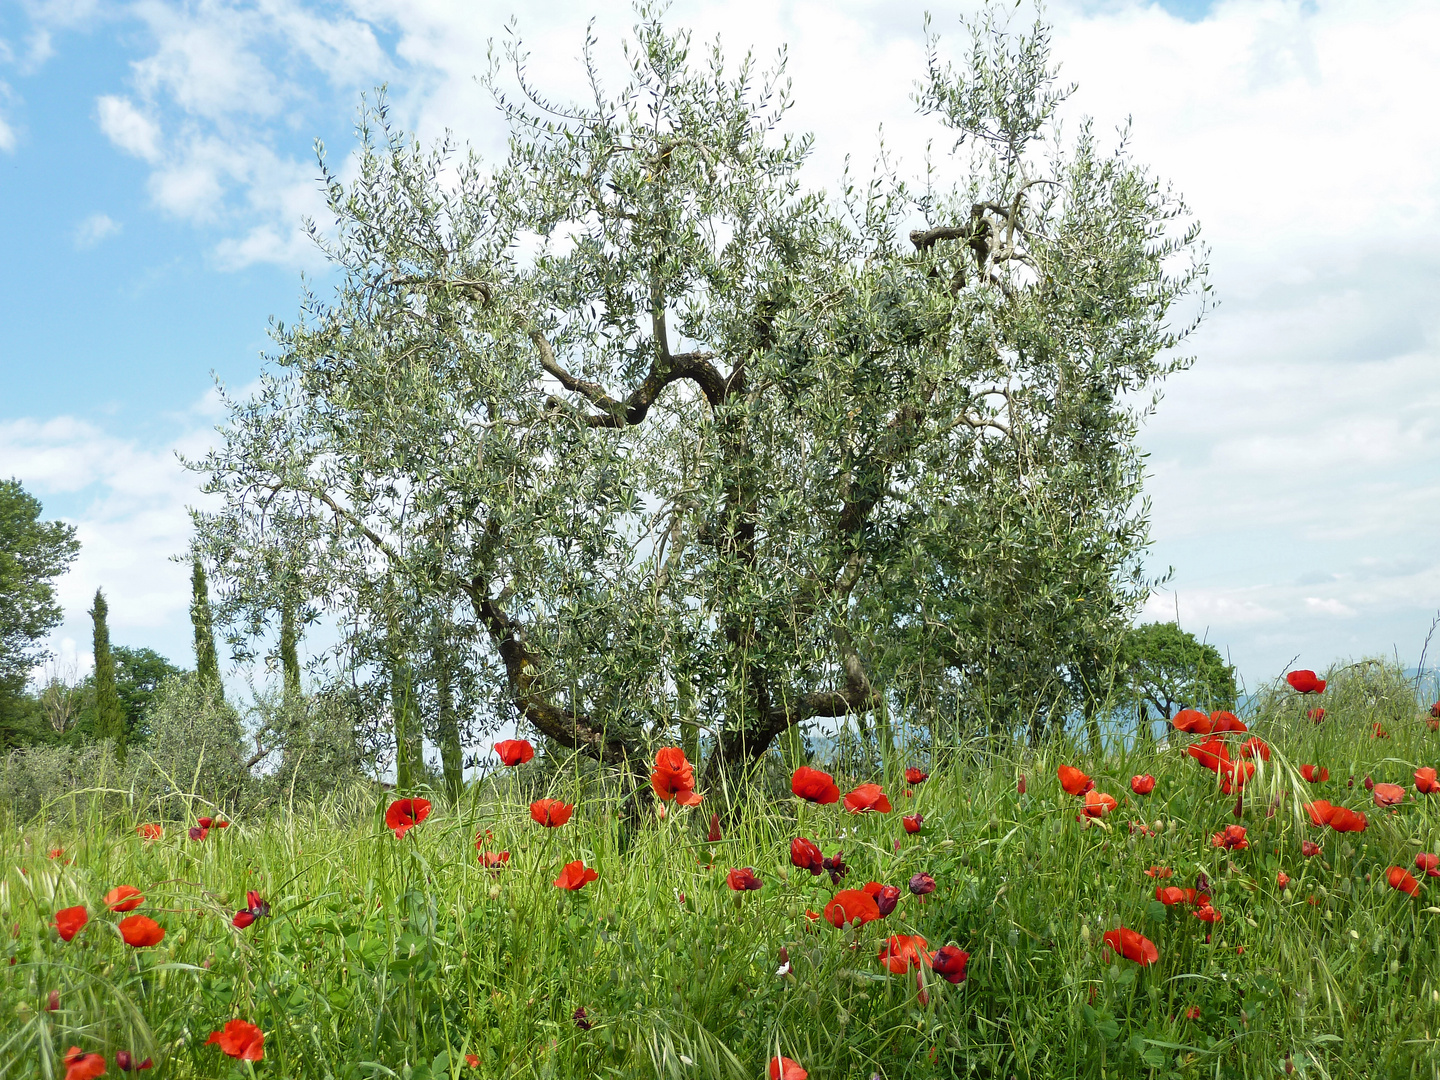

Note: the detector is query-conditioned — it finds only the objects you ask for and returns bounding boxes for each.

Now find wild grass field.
[7,662,1440,1080]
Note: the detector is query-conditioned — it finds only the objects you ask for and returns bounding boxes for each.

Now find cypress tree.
[191,556,223,698]
[90,589,125,760]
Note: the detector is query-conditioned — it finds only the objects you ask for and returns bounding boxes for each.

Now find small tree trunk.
[391,654,419,792]
[435,643,462,803]
[280,595,301,708]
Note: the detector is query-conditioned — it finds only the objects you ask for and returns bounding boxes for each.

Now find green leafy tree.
[1123,621,1237,724]
[112,646,185,745]
[191,8,1204,782]
[0,479,79,743]
[191,555,223,697]
[89,590,126,759]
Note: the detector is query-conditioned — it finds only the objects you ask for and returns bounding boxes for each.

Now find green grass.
[7,679,1440,1079]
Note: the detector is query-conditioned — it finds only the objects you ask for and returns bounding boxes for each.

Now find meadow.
[7,662,1440,1080]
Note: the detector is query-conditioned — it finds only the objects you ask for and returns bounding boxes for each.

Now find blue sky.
[2,0,1438,699]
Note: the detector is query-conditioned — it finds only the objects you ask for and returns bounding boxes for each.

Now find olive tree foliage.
[190,6,1204,783]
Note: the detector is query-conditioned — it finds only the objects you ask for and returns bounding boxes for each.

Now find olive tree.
[191,6,1203,784]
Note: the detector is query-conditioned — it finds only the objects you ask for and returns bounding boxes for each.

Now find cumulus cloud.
[73,212,121,248]
[97,95,163,161]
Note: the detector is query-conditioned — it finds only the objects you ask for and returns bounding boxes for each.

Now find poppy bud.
[909,872,936,896]
[117,1051,132,1070]
[573,1006,592,1030]
[1232,792,1244,818]
[47,990,59,1011]
[1017,774,1026,795]
[1364,775,1375,791]
[707,813,722,843]
[873,885,900,916]
[790,837,824,876]
[1285,1056,1294,1075]
[1196,872,1210,892]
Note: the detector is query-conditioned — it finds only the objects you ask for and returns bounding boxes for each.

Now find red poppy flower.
[1056,765,1094,795]
[530,799,574,827]
[1184,1006,1201,1020]
[1387,866,1421,897]
[904,766,929,785]
[46,847,66,860]
[118,915,165,947]
[930,944,969,983]
[769,1057,807,1080]
[1219,759,1256,794]
[1304,799,1336,826]
[1373,783,1405,808]
[1238,737,1269,761]
[104,886,145,913]
[843,783,892,814]
[137,824,162,841]
[1416,768,1440,795]
[1300,765,1329,783]
[188,826,208,841]
[494,739,535,766]
[553,860,598,891]
[902,813,923,833]
[1187,738,1229,773]
[651,747,703,806]
[1433,702,1440,719]
[1328,807,1368,832]
[863,881,901,916]
[54,906,88,942]
[115,1050,153,1071]
[790,766,840,804]
[1082,790,1118,818]
[1155,887,1208,907]
[1416,853,1440,877]
[478,850,511,870]
[197,816,214,828]
[726,867,763,891]
[1306,707,1326,723]
[1144,866,1172,878]
[63,1047,106,1080]
[1130,774,1156,795]
[1286,670,1325,694]
[1276,871,1290,889]
[790,837,825,875]
[465,1054,481,1068]
[1372,724,1390,739]
[206,1019,265,1061]
[878,933,931,974]
[823,888,881,927]
[1192,904,1222,924]
[909,872,936,895]
[1016,773,1026,795]
[1302,840,1322,857]
[1101,927,1158,966]
[1209,710,1247,733]
[1171,709,1211,734]
[385,798,431,838]
[232,890,270,928]
[1211,825,1248,851]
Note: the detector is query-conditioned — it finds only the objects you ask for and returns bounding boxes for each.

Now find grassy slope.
[6,686,1440,1080]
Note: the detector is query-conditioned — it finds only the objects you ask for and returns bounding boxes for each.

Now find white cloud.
[97,95,163,162]
[73,212,120,248]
